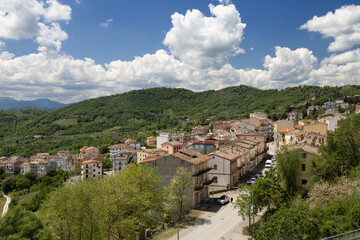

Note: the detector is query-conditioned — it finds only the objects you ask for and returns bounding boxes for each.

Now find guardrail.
[321,229,360,240]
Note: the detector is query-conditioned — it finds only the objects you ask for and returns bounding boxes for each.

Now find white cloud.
[301,5,360,52]
[308,48,360,86]
[163,3,246,69]
[43,0,71,22]
[0,0,71,52]
[0,41,5,50]
[263,46,317,84]
[1,2,360,104]
[36,22,68,52]
[100,19,113,27]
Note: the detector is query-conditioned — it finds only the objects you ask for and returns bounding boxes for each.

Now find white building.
[81,160,103,179]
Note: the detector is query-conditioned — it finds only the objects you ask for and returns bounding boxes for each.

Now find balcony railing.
[203,177,215,185]
[192,167,212,177]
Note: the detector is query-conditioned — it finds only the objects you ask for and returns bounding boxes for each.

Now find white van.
[265,159,272,168]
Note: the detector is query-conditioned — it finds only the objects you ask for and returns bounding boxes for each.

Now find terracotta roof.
[109,144,132,149]
[300,119,314,123]
[172,149,211,164]
[141,155,164,163]
[147,136,155,139]
[211,150,238,160]
[279,128,296,133]
[162,141,183,146]
[125,139,136,144]
[253,117,272,121]
[82,160,101,164]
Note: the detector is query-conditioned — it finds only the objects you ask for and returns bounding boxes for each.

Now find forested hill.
[1,85,360,157]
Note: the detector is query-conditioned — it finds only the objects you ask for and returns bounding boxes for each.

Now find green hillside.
[1,85,360,157]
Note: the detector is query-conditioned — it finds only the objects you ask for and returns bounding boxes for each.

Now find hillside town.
[1,101,357,211]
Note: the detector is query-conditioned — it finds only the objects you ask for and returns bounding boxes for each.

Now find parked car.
[255,172,262,178]
[217,195,230,205]
[265,163,272,168]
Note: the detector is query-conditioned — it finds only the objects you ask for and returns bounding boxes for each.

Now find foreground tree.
[276,148,300,196]
[99,163,164,239]
[311,114,360,181]
[165,166,192,221]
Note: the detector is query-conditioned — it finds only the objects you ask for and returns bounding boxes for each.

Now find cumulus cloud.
[163,3,246,69]
[301,5,360,52]
[0,0,70,52]
[100,19,113,27]
[263,46,317,84]
[1,1,360,103]
[0,41,5,50]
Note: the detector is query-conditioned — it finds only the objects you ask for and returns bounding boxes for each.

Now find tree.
[39,179,103,240]
[2,177,17,193]
[253,169,289,211]
[234,184,253,228]
[98,163,164,239]
[0,206,46,239]
[16,177,31,191]
[276,148,300,196]
[311,114,360,181]
[165,166,192,221]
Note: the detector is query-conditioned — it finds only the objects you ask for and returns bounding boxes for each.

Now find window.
[302,153,307,158]
[93,169,95,172]
[214,164,217,170]
[302,164,306,171]
[93,175,95,178]
[214,176,218,183]
[301,179,308,185]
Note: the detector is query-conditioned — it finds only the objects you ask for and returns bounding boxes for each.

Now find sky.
[1,0,360,103]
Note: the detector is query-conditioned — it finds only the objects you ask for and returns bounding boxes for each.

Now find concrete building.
[250,112,267,118]
[161,141,183,154]
[146,136,157,147]
[80,146,99,155]
[287,144,320,190]
[81,160,103,179]
[143,149,212,208]
[274,120,295,146]
[192,125,206,135]
[156,132,184,149]
[247,117,272,139]
[287,109,303,123]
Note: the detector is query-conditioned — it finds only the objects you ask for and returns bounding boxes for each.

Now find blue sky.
[0,0,360,103]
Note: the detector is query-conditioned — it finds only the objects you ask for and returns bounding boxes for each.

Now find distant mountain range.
[0,97,68,111]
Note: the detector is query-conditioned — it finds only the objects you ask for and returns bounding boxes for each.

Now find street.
[167,190,253,240]
[2,194,11,217]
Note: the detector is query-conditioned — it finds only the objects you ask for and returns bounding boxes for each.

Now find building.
[247,117,272,139]
[287,109,303,123]
[250,112,267,118]
[143,149,212,208]
[274,120,295,146]
[81,160,103,179]
[125,139,141,149]
[20,162,31,174]
[109,144,134,153]
[156,132,184,149]
[80,146,99,155]
[161,141,183,154]
[303,122,328,137]
[136,149,168,163]
[356,105,360,114]
[287,144,320,190]
[146,136,157,147]
[322,101,337,110]
[192,125,206,135]
[186,140,216,154]
[50,155,74,171]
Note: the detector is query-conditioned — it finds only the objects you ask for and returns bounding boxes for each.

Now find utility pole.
[177,224,179,240]
[252,188,255,233]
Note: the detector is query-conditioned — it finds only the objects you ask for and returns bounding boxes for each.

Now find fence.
[321,229,360,240]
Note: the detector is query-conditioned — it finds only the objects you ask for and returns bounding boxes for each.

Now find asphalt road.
[168,191,251,240]
[2,194,10,217]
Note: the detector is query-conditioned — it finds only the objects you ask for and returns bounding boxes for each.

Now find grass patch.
[151,210,202,239]
[18,190,40,204]
[0,196,6,214]
[54,119,78,126]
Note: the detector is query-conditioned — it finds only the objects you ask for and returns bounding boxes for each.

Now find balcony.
[203,177,215,185]
[194,185,204,191]
[192,167,212,177]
